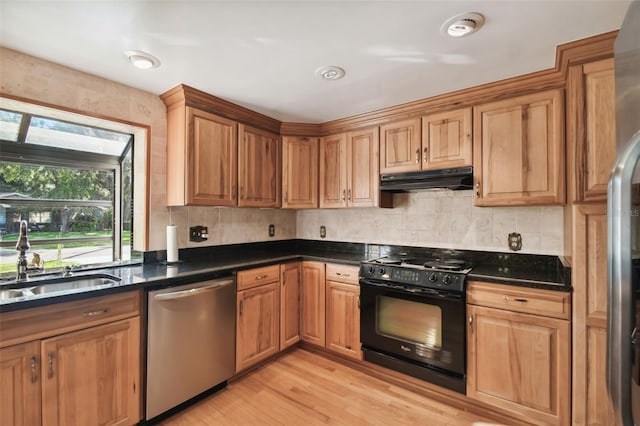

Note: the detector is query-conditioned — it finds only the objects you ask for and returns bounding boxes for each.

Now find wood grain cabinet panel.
[0,341,41,426]
[473,90,565,206]
[282,136,318,209]
[325,265,361,360]
[41,318,141,426]
[467,305,570,426]
[567,58,616,203]
[380,118,422,173]
[320,128,379,208]
[300,261,326,346]
[422,107,472,170]
[280,262,301,350]
[238,124,281,208]
[236,282,280,372]
[166,106,237,206]
[572,203,615,425]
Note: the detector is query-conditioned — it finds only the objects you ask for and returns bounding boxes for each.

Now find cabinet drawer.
[237,264,281,290]
[325,263,359,285]
[467,281,570,320]
[0,290,141,348]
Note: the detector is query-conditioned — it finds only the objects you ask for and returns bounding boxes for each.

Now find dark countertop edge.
[467,273,572,292]
[0,247,568,312]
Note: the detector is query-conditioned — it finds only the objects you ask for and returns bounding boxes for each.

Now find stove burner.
[423,259,467,271]
[373,255,415,265]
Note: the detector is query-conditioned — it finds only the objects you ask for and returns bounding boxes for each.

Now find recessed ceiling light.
[441,12,485,38]
[124,50,161,69]
[315,66,346,81]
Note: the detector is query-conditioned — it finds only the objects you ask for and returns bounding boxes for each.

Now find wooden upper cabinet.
[238,124,281,207]
[380,118,422,173]
[166,106,237,206]
[567,58,616,203]
[380,109,471,175]
[319,133,348,208]
[282,136,319,209]
[473,89,565,206]
[348,127,380,208]
[422,107,472,170]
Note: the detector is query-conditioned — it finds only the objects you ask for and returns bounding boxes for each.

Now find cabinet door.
[238,124,281,207]
[422,107,472,170]
[347,127,380,208]
[186,107,237,206]
[282,136,318,209]
[320,133,348,208]
[0,341,41,426]
[41,318,141,426]
[473,90,565,206]
[572,204,616,425]
[567,58,616,203]
[280,262,301,350]
[467,305,570,426]
[325,281,361,360]
[236,283,280,372]
[379,118,422,174]
[300,261,326,346]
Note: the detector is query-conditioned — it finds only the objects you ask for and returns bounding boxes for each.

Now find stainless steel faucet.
[15,220,30,280]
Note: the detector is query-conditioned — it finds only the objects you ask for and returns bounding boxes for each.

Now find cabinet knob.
[348,189,352,201]
[423,147,428,163]
[47,353,55,379]
[475,182,480,198]
[415,149,420,163]
[468,315,473,333]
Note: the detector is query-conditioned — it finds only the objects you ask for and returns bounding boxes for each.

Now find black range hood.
[380,166,473,192]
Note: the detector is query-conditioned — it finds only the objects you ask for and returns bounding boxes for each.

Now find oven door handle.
[359,278,463,300]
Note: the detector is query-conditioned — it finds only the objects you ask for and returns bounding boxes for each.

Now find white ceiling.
[0,1,632,123]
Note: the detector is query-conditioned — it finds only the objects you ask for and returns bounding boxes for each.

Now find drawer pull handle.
[503,296,528,303]
[415,149,420,163]
[83,308,109,317]
[336,272,350,277]
[468,315,473,333]
[47,353,54,379]
[255,274,267,280]
[239,300,244,316]
[30,356,38,383]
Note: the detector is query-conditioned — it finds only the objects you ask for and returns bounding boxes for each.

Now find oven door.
[360,278,465,375]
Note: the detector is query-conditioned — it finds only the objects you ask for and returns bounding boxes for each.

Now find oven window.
[376,295,442,348]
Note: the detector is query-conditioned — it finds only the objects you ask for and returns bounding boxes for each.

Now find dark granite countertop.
[0,240,570,312]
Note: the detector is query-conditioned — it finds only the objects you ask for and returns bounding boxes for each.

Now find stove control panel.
[360,263,466,293]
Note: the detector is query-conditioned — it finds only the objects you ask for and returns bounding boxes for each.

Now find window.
[0,108,135,275]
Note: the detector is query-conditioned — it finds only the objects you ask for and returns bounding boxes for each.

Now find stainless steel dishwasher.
[146,277,236,420]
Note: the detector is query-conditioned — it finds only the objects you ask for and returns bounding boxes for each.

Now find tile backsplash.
[296,190,564,255]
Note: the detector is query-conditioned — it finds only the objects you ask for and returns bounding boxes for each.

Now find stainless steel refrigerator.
[608,1,640,424]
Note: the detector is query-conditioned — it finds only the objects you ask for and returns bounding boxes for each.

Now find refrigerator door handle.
[607,130,640,426]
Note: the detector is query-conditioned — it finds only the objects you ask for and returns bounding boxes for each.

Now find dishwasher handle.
[153,280,233,301]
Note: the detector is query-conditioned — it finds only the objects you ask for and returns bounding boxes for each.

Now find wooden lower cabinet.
[236,282,280,372]
[467,304,570,426]
[280,262,301,350]
[572,203,616,425]
[325,281,361,360]
[300,261,326,346]
[41,318,141,426]
[0,341,41,426]
[0,292,142,426]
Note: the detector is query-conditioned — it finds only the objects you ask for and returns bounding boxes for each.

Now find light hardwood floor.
[159,349,504,425]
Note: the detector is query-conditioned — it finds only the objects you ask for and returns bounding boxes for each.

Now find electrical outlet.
[189,225,208,242]
[320,225,326,238]
[508,232,522,251]
[268,224,275,237]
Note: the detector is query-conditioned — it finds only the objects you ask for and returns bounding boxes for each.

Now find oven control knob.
[442,275,452,285]
[368,266,375,274]
[378,267,386,275]
[428,273,437,282]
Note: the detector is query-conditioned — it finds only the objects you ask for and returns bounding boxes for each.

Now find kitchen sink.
[0,273,121,301]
